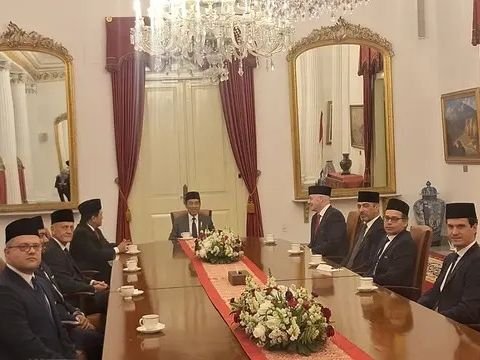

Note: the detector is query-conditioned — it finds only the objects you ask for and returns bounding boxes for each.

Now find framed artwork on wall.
[350,105,364,149]
[326,101,333,145]
[441,88,480,164]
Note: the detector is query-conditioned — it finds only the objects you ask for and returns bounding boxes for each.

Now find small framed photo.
[326,101,333,145]
[350,105,364,149]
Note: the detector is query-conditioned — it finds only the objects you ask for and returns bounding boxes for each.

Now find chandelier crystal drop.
[131,0,371,81]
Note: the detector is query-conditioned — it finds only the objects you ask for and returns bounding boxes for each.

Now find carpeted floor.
[423,252,446,291]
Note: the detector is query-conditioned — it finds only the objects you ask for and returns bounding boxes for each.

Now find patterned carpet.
[423,252,445,291]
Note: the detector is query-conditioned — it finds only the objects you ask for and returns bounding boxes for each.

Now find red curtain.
[473,0,480,45]
[106,17,146,243]
[17,158,26,203]
[0,157,6,204]
[358,46,383,187]
[219,59,264,237]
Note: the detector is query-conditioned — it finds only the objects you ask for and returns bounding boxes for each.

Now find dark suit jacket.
[419,243,480,325]
[308,206,348,264]
[169,213,215,240]
[70,222,116,283]
[367,230,417,289]
[0,267,76,360]
[43,238,95,294]
[348,217,386,275]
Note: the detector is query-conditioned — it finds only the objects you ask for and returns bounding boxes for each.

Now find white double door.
[129,78,247,243]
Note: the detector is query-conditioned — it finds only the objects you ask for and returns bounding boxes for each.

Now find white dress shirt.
[365,215,381,234]
[6,264,34,288]
[188,213,202,234]
[316,204,331,223]
[440,240,477,291]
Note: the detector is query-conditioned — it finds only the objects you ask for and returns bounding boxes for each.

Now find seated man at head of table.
[366,198,417,296]
[169,191,215,240]
[70,198,130,283]
[418,202,480,327]
[307,185,348,264]
[0,218,76,360]
[345,191,386,275]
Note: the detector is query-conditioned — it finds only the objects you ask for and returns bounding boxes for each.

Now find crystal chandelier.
[131,0,371,81]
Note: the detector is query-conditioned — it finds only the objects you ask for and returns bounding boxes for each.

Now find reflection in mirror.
[0,50,69,204]
[296,44,386,189]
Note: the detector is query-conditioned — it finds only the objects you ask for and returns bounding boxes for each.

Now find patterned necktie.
[32,277,54,321]
[440,253,460,292]
[346,223,368,268]
[314,214,322,235]
[192,217,198,238]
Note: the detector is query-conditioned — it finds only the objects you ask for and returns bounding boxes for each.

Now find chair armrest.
[63,291,95,299]
[81,270,100,277]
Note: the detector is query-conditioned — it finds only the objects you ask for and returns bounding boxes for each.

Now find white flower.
[198,248,207,258]
[253,324,266,340]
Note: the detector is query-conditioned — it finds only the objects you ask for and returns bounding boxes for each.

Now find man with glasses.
[0,217,76,359]
[169,191,215,240]
[345,191,385,275]
[307,185,348,264]
[419,203,480,326]
[367,198,417,294]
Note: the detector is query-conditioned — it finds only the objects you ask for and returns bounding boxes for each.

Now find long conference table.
[103,238,480,359]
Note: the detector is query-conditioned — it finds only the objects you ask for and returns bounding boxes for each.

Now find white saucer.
[123,267,142,272]
[288,249,304,255]
[136,323,165,334]
[133,289,144,296]
[126,250,141,255]
[308,261,326,266]
[264,240,276,245]
[357,286,378,293]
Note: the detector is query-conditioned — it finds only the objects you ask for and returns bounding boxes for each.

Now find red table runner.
[179,240,372,360]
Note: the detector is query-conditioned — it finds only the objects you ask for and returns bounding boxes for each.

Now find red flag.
[319,111,324,143]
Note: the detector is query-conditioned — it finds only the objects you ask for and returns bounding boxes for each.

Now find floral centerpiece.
[195,229,243,264]
[230,276,334,356]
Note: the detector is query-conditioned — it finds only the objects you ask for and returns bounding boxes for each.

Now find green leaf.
[297,343,311,356]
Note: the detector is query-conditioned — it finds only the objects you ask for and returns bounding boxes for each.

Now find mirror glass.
[0,22,77,211]
[289,20,395,199]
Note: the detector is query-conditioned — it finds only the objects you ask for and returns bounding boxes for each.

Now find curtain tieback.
[115,177,132,222]
[247,170,261,214]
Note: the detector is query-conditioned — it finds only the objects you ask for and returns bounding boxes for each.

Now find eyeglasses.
[7,243,43,252]
[384,216,405,222]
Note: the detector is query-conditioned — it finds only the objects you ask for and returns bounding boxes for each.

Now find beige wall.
[0,0,479,249]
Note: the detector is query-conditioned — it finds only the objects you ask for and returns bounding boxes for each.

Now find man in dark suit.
[345,191,385,275]
[169,191,215,240]
[307,185,348,264]
[419,203,480,326]
[70,198,129,283]
[0,217,76,359]
[32,214,104,359]
[42,210,108,314]
[367,198,417,294]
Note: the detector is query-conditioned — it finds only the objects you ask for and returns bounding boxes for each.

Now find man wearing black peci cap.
[419,203,480,326]
[307,185,348,264]
[367,198,417,294]
[345,191,386,275]
[0,218,76,359]
[169,191,215,240]
[70,198,130,283]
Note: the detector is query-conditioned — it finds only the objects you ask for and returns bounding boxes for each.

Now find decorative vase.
[413,181,445,246]
[339,153,352,175]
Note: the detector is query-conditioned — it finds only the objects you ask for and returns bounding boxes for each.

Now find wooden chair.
[0,257,5,273]
[410,225,433,301]
[170,209,212,226]
[346,211,361,254]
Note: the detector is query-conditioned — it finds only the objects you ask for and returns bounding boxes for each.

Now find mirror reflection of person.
[168,191,215,240]
[418,203,480,327]
[55,161,70,202]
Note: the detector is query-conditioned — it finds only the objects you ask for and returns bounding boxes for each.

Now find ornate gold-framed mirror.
[0,22,77,211]
[288,19,396,199]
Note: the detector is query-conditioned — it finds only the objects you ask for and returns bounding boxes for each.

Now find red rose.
[285,290,293,301]
[321,307,332,322]
[326,324,335,337]
[287,298,298,308]
[233,311,241,323]
[302,301,310,310]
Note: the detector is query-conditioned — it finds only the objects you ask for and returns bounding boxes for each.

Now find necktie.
[192,217,198,238]
[32,277,54,321]
[440,253,460,292]
[372,237,391,275]
[346,223,367,268]
[314,214,322,235]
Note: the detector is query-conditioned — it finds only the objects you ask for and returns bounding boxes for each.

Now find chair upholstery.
[410,225,433,300]
[170,209,212,226]
[0,257,5,273]
[346,211,361,254]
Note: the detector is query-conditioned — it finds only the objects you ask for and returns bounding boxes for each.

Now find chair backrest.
[170,209,212,226]
[0,257,6,273]
[346,211,361,253]
[410,225,433,297]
